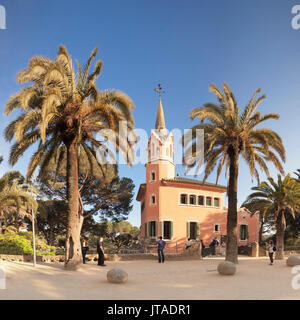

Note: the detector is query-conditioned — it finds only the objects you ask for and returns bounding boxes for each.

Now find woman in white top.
[186,238,192,249]
[267,240,275,265]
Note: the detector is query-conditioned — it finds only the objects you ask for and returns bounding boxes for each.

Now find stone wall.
[2,245,296,263]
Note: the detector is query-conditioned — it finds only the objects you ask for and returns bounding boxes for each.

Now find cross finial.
[154,83,165,98]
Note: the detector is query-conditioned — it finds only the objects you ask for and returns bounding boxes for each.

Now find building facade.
[136,98,259,248]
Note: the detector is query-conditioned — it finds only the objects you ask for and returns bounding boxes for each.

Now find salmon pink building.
[136,98,259,249]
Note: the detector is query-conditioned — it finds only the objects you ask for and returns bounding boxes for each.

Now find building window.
[141,201,145,212]
[149,221,157,237]
[214,224,220,233]
[180,194,188,204]
[151,171,156,182]
[188,222,199,240]
[214,198,220,207]
[151,195,156,205]
[163,221,173,240]
[189,195,196,205]
[206,197,212,206]
[240,224,248,241]
[156,147,159,156]
[198,196,204,206]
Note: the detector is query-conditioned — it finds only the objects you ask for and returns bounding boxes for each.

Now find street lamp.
[31,206,36,267]
[24,182,36,267]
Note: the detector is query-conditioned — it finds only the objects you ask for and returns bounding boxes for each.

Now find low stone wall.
[0,253,158,263]
[0,245,203,263]
[2,246,297,263]
[0,254,65,263]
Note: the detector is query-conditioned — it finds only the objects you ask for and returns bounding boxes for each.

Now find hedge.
[0,231,56,256]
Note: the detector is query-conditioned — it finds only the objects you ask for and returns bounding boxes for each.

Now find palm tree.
[294,169,300,183]
[183,83,285,263]
[4,45,136,270]
[242,174,300,259]
[0,171,37,233]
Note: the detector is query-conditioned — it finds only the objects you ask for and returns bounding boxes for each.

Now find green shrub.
[36,242,56,256]
[0,232,33,255]
[0,231,58,256]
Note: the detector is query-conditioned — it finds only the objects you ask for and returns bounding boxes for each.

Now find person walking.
[267,240,276,265]
[97,237,106,266]
[81,238,89,264]
[157,236,166,263]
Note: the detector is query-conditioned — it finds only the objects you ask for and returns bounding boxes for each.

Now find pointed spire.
[155,97,166,130]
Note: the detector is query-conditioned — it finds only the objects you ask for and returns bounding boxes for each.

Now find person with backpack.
[209,237,219,255]
[267,240,276,265]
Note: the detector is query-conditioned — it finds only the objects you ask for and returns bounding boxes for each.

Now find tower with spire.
[136,96,175,242]
[147,96,175,180]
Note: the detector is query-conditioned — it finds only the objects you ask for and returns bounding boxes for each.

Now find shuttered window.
[163,221,171,239]
[189,195,196,205]
[187,222,190,238]
[240,224,248,240]
[198,196,204,205]
[149,221,157,237]
[206,197,212,206]
[214,198,220,207]
[180,194,188,204]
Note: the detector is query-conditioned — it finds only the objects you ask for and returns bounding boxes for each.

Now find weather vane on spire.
[154,83,165,98]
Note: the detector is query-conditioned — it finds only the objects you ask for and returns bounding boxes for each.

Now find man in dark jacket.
[157,236,166,263]
[209,238,219,255]
[97,237,106,266]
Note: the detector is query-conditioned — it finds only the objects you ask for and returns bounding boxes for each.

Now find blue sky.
[0,0,300,226]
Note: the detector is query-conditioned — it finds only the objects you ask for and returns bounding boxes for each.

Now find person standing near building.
[157,236,166,263]
[200,239,206,258]
[97,237,106,266]
[81,238,89,264]
[209,237,219,255]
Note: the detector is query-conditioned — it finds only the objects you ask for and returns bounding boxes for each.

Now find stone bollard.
[107,268,128,284]
[217,261,236,275]
[286,255,300,267]
[251,242,259,258]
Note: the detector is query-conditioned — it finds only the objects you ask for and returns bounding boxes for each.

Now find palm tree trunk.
[64,139,82,270]
[226,147,239,264]
[49,226,55,246]
[275,215,285,260]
